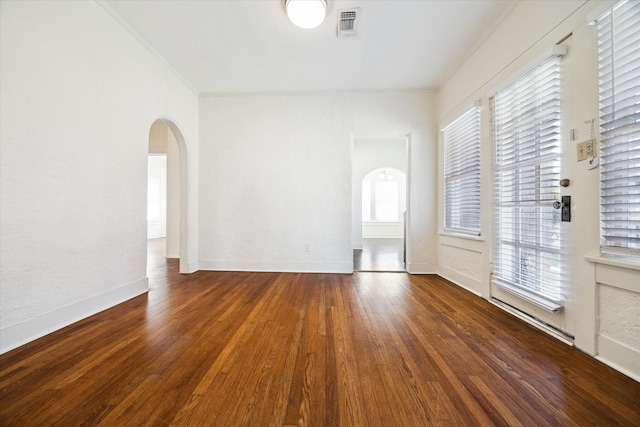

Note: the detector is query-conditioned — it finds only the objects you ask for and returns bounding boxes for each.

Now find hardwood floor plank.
[95,374,159,425]
[269,305,306,427]
[1,261,639,426]
[331,304,368,427]
[285,278,324,426]
[467,375,525,426]
[406,278,587,426]
[322,293,340,427]
[346,289,395,426]
[170,275,290,425]
[375,314,436,425]
[398,310,496,426]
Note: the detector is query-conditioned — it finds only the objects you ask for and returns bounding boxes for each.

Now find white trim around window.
[490,54,565,311]
[443,106,482,236]
[596,0,640,258]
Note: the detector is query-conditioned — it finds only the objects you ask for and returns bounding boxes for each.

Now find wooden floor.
[353,238,405,272]
[1,253,639,426]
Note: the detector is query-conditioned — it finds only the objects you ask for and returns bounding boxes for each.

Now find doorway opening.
[355,167,407,271]
[352,136,409,272]
[147,120,181,274]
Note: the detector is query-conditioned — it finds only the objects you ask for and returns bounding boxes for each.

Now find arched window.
[362,168,406,221]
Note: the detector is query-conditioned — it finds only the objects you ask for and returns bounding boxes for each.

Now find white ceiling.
[102,0,513,94]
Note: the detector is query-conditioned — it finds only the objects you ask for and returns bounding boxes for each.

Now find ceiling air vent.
[337,9,358,38]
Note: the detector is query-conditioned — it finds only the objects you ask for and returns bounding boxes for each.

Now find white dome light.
[286,0,327,29]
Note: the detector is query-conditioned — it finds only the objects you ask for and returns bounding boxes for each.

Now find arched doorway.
[351,136,409,272]
[356,167,407,271]
[147,118,191,274]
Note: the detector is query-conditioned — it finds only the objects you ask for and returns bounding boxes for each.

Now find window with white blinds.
[443,106,481,235]
[597,0,640,257]
[490,56,564,309]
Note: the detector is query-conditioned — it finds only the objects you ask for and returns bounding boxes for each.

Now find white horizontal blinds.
[443,106,481,235]
[491,56,564,305]
[598,0,640,256]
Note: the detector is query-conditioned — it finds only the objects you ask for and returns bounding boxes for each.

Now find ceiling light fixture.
[285,0,327,29]
[379,170,394,181]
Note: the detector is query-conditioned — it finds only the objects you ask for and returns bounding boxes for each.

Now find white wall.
[0,0,199,354]
[436,0,640,380]
[199,91,437,274]
[166,129,181,259]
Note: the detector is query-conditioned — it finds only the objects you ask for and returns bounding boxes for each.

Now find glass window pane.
[375,181,398,221]
[362,180,371,221]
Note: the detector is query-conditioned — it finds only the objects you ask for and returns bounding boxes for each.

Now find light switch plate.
[577,138,597,162]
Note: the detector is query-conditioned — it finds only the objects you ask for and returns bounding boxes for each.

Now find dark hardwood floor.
[1,244,639,426]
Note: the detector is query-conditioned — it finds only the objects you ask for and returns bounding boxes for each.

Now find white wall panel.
[0,0,199,353]
[435,0,640,380]
[198,91,437,274]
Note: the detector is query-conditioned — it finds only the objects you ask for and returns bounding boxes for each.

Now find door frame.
[351,134,411,272]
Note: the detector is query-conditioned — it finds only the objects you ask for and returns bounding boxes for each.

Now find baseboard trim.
[180,260,199,274]
[406,262,436,274]
[0,277,148,355]
[437,266,483,297]
[198,260,353,274]
[489,298,575,346]
[596,335,640,382]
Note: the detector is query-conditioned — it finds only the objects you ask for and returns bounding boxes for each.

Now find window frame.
[361,168,405,223]
[442,106,482,236]
[596,0,640,258]
[490,54,565,311]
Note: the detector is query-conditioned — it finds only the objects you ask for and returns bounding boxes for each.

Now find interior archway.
[355,167,407,271]
[147,118,191,274]
[351,136,410,272]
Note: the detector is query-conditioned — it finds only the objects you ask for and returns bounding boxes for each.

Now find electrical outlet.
[577,138,597,162]
[304,244,310,253]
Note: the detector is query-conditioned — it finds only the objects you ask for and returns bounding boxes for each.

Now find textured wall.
[434,0,640,374]
[439,244,482,281]
[599,285,640,351]
[198,91,437,273]
[0,1,199,353]
[593,262,640,379]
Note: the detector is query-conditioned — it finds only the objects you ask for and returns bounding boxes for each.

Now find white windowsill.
[585,255,640,272]
[439,232,484,253]
[438,231,484,242]
[493,281,564,313]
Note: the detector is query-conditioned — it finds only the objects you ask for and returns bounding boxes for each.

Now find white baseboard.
[489,298,574,346]
[353,244,363,250]
[199,260,353,274]
[596,334,640,382]
[437,266,483,297]
[406,262,436,274]
[180,260,199,274]
[0,277,148,355]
